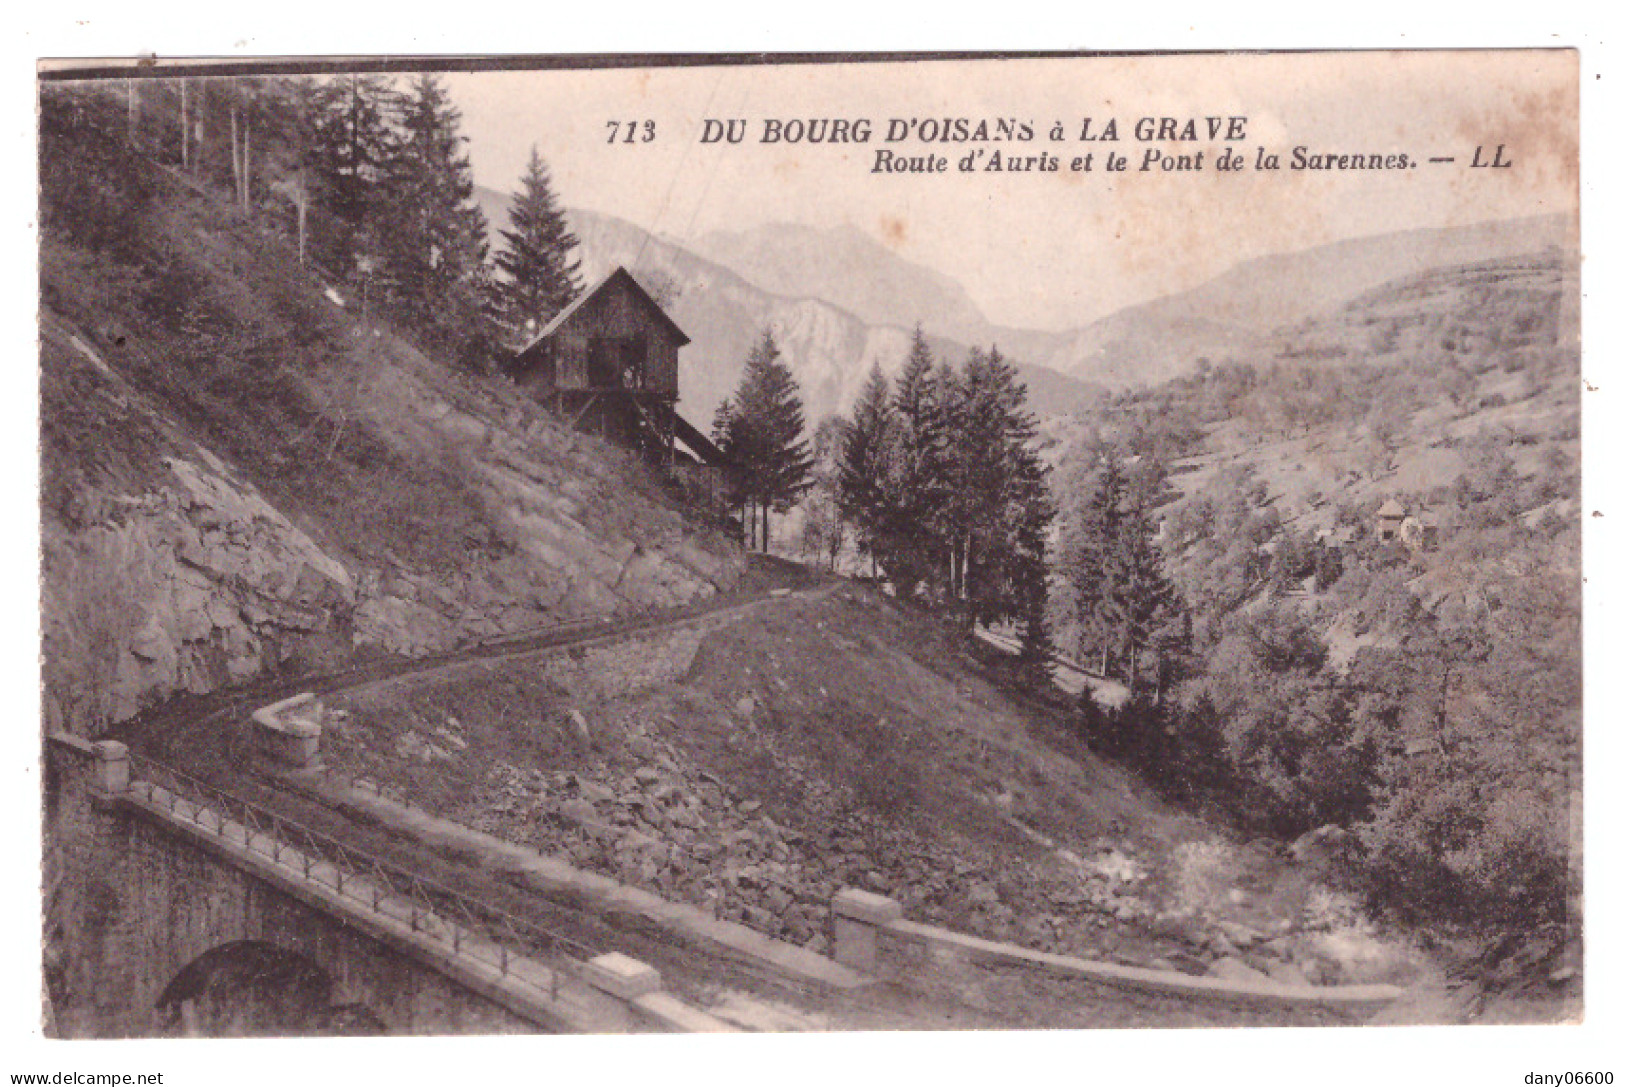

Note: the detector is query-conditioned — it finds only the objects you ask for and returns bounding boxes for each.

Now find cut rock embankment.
[275,767,871,992]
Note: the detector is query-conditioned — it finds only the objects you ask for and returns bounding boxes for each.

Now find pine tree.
[1004,405,1055,676]
[716,331,815,551]
[933,360,972,598]
[943,349,994,613]
[1059,452,1125,672]
[711,396,752,544]
[377,73,492,363]
[938,346,1053,641]
[1098,459,1182,696]
[308,75,401,245]
[888,325,950,597]
[491,145,580,344]
[837,364,894,573]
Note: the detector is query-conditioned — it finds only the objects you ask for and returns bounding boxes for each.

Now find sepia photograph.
[29,46,1588,1053]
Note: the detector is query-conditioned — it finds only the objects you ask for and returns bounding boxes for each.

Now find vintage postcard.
[34,50,1580,1049]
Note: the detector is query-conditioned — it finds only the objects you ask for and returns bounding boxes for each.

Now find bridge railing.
[125,754,599,1000]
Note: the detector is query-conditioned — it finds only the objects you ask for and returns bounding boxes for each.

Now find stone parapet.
[252,692,324,770]
[827,886,1405,1013]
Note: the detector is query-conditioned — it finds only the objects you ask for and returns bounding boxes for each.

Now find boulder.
[966,882,1000,907]
[1217,920,1265,949]
[576,778,615,805]
[566,709,593,748]
[394,731,452,763]
[558,798,597,826]
[1290,824,1358,871]
[1208,956,1273,985]
[764,885,795,916]
[1261,959,1314,988]
[129,616,176,665]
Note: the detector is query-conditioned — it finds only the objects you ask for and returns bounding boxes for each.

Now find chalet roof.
[516,266,691,357]
[672,410,734,468]
[1376,499,1407,518]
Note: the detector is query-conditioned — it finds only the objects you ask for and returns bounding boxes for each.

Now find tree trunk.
[296,165,308,265]
[229,105,242,205]
[126,79,138,148]
[240,121,251,208]
[193,85,206,176]
[179,79,189,169]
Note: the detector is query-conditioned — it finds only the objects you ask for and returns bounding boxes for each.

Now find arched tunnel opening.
[156,940,386,1037]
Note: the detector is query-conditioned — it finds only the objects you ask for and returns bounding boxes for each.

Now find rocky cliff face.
[567,209,1104,424]
[42,447,356,729]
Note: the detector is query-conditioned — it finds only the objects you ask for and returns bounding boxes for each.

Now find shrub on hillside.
[1360,776,1569,930]
[39,85,159,262]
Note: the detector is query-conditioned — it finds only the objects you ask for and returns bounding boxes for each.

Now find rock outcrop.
[43,452,354,729]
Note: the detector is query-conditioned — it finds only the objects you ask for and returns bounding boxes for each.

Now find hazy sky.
[447,52,1576,330]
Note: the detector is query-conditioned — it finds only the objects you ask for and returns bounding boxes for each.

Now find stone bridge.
[42,733,727,1038]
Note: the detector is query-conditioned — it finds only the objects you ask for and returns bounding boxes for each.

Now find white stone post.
[90,741,130,796]
[831,888,901,974]
[582,952,663,999]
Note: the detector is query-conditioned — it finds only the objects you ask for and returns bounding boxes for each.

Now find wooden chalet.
[509,267,730,474]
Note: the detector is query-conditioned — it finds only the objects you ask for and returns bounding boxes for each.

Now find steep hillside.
[1044,244,1579,988]
[39,89,745,736]
[475,187,1101,424]
[1035,215,1573,389]
[1160,249,1577,528]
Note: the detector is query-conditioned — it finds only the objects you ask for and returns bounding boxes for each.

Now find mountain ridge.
[476,185,1101,425]
[478,182,1569,419]
[1029,214,1574,388]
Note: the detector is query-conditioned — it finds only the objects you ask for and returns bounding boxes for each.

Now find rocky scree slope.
[314,586,1427,993]
[38,99,743,736]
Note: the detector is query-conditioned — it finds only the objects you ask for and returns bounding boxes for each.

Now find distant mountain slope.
[480,182,1568,419]
[1035,215,1573,388]
[688,221,995,345]
[476,187,1101,426]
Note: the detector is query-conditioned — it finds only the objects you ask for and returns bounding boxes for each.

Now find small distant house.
[1399,511,1441,552]
[508,267,731,477]
[1375,499,1407,542]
